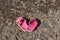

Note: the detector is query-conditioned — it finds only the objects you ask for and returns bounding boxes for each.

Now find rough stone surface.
[0,0,60,40]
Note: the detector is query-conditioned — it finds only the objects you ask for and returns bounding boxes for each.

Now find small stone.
[21,1,23,4]
[36,39,39,40]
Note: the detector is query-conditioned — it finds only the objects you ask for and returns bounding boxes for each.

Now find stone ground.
[0,0,60,40]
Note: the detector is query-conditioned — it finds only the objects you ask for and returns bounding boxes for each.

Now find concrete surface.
[0,0,60,40]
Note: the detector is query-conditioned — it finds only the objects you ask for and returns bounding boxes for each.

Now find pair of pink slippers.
[16,17,38,32]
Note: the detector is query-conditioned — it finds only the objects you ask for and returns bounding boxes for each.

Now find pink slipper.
[16,17,28,32]
[28,18,38,32]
